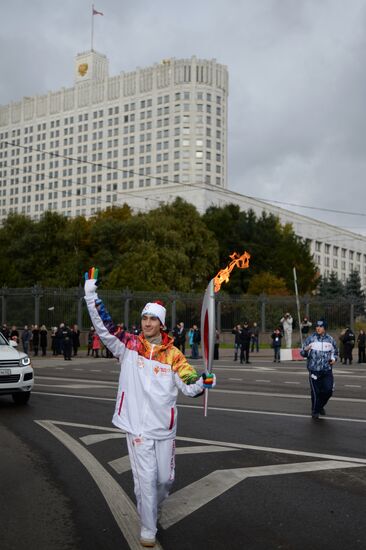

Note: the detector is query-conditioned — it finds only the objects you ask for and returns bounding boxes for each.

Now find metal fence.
[1,286,364,335]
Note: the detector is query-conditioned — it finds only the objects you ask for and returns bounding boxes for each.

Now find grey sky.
[1,0,366,232]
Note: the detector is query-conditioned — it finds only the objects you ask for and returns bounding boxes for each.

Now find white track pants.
[284,330,292,349]
[126,434,175,539]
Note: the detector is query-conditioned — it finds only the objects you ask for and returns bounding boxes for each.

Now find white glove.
[84,267,99,300]
[198,372,216,389]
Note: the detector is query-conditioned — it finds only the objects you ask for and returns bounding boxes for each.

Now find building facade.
[0,50,228,219]
[1,50,366,286]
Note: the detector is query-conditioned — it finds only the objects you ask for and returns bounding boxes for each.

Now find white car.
[0,333,34,404]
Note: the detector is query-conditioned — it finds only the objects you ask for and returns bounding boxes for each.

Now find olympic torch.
[201,278,216,417]
[201,251,251,417]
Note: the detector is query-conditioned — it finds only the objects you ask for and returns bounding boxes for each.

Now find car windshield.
[0,333,9,345]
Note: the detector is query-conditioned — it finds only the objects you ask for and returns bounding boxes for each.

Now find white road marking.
[254,367,276,371]
[255,380,271,383]
[36,419,366,541]
[228,378,243,381]
[81,433,125,445]
[109,445,238,475]
[90,369,102,373]
[43,419,366,464]
[345,385,362,388]
[35,420,163,550]
[213,366,366,379]
[36,383,113,390]
[72,368,83,371]
[285,381,300,385]
[212,388,366,404]
[35,375,116,386]
[161,460,363,529]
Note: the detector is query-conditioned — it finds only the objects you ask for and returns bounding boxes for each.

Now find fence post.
[122,288,132,329]
[260,294,266,333]
[32,285,43,326]
[304,294,310,319]
[350,302,355,330]
[77,286,84,329]
[170,291,177,330]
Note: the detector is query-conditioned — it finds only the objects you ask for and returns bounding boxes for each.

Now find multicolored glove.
[84,267,99,299]
[201,372,216,389]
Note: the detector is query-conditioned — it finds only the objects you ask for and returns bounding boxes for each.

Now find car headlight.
[20,356,31,367]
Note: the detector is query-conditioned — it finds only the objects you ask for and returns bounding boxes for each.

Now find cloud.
[1,0,366,232]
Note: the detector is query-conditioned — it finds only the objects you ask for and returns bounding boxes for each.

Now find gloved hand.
[201,372,216,389]
[84,267,100,299]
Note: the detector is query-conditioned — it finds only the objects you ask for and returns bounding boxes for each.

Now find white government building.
[1,49,366,285]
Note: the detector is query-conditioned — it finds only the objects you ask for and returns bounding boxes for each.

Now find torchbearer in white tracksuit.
[84,268,216,548]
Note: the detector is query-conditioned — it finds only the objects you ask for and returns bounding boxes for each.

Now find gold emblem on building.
[78,63,88,77]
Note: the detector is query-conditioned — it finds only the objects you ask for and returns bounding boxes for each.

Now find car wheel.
[12,392,31,405]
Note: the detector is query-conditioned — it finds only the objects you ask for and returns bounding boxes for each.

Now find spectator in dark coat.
[232,324,242,361]
[191,325,201,359]
[40,324,48,356]
[51,327,58,355]
[10,325,19,344]
[343,327,355,365]
[32,324,40,356]
[55,324,65,355]
[357,329,366,363]
[172,324,181,348]
[239,321,252,364]
[301,317,312,336]
[61,323,73,361]
[271,327,282,362]
[72,324,81,356]
[1,324,10,340]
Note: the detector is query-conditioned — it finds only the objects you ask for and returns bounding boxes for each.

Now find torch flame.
[213,251,251,293]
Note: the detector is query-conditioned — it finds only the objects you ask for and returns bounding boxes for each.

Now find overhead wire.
[2,140,366,227]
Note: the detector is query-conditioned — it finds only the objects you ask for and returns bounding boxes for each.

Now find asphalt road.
[0,352,365,550]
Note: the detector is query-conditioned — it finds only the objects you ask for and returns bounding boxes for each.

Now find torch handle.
[204,388,209,417]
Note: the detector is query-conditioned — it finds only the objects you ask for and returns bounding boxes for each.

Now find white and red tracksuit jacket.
[85,294,205,440]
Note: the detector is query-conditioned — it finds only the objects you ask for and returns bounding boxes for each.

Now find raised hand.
[84,267,100,298]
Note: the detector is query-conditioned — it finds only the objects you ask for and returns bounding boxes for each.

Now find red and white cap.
[141,301,166,325]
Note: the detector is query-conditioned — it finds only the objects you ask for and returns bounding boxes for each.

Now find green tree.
[318,271,344,298]
[345,270,365,316]
[0,213,36,286]
[247,272,290,295]
[89,204,132,279]
[106,198,219,292]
